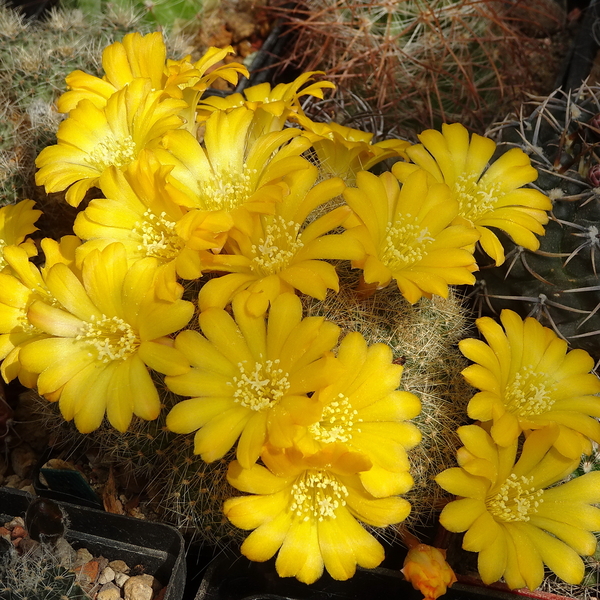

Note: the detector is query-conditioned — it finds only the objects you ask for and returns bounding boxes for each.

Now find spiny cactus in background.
[0,1,171,206]
[94,383,243,546]
[0,546,89,600]
[26,384,244,547]
[269,0,568,136]
[60,0,209,35]
[303,262,474,531]
[475,82,600,361]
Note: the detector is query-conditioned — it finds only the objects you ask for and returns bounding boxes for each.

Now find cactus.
[474,82,600,361]
[268,0,568,136]
[26,382,244,547]
[0,543,89,600]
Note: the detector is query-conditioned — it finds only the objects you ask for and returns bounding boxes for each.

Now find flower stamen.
[230,358,290,411]
[381,219,435,270]
[76,314,139,363]
[504,366,556,416]
[487,474,543,522]
[250,217,304,276]
[86,135,137,171]
[309,393,362,443]
[132,210,184,260]
[199,164,258,211]
[289,470,348,522]
[454,174,502,222]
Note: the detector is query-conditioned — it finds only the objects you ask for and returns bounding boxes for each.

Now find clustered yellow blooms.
[436,312,600,591]
[0,29,595,594]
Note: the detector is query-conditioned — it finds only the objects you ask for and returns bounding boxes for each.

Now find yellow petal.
[276,518,323,584]
[239,511,291,562]
[438,498,487,532]
[193,406,251,461]
[138,340,189,376]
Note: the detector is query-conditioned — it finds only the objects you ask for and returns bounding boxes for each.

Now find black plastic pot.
[194,553,530,600]
[0,487,186,600]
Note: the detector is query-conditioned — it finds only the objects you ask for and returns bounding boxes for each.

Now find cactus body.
[475,84,600,360]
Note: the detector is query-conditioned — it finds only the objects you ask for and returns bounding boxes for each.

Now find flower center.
[487,474,544,522]
[380,218,435,270]
[76,314,139,363]
[132,210,184,260]
[504,365,556,416]
[17,310,41,336]
[231,358,290,411]
[309,393,362,444]
[289,470,348,522]
[86,135,137,172]
[199,164,258,212]
[454,173,502,222]
[250,216,304,276]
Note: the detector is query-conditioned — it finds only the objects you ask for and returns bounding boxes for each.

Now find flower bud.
[401,544,457,600]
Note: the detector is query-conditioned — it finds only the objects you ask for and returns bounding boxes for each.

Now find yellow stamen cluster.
[230,358,290,411]
[504,366,556,416]
[200,164,257,211]
[76,314,139,363]
[86,135,137,171]
[133,210,183,260]
[487,474,543,522]
[250,217,304,276]
[381,220,435,270]
[17,312,40,336]
[309,393,361,444]
[454,173,502,222]
[289,470,348,522]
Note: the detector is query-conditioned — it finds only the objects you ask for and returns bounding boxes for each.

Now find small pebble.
[123,575,153,600]
[97,582,121,600]
[74,547,94,567]
[76,558,99,584]
[110,559,130,573]
[114,571,130,587]
[98,566,116,585]
[11,525,25,539]
[7,517,24,529]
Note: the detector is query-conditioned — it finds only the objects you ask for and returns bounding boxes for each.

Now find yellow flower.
[0,237,82,387]
[459,309,600,457]
[224,444,411,584]
[165,292,341,469]
[155,105,314,235]
[35,78,186,207]
[392,123,552,265]
[0,248,49,388]
[0,199,42,270]
[73,152,232,301]
[197,72,336,144]
[295,114,410,184]
[57,32,247,112]
[343,169,479,303]
[401,544,457,600]
[198,165,363,316]
[293,332,421,498]
[16,243,194,433]
[436,425,600,590]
